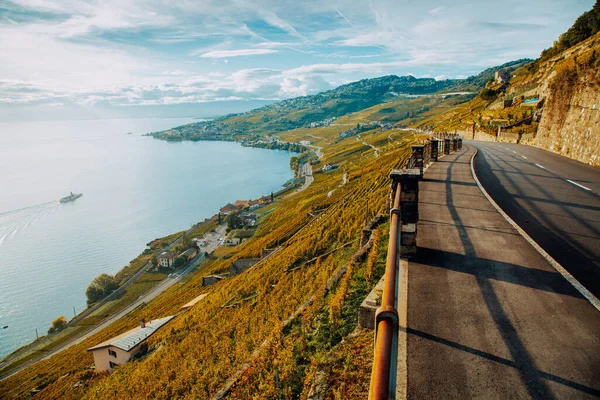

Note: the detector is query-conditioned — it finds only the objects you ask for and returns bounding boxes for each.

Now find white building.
[88,316,175,372]
[158,251,175,268]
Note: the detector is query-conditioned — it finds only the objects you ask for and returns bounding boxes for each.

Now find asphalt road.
[408,144,600,398]
[293,162,313,195]
[471,141,600,298]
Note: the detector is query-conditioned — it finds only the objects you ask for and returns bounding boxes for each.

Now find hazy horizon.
[0,0,595,121]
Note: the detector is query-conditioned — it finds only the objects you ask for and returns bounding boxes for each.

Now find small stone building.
[180,248,197,261]
[495,70,510,84]
[229,258,260,276]
[202,275,226,286]
[87,316,174,372]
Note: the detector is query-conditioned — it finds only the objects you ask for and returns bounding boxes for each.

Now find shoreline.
[0,138,308,373]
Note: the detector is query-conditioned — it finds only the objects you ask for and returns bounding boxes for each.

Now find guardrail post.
[452,137,458,152]
[411,145,425,175]
[444,138,451,155]
[458,137,463,150]
[430,139,439,162]
[369,169,420,400]
[390,169,420,258]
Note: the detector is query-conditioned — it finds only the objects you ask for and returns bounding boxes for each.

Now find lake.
[0,117,294,358]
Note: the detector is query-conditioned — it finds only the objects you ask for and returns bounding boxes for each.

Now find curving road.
[471,141,600,298]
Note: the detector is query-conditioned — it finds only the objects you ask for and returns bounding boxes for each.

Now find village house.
[241,213,257,226]
[299,140,313,146]
[179,248,197,261]
[87,316,175,372]
[219,203,237,215]
[158,251,175,268]
[247,199,261,209]
[322,163,338,172]
[259,195,272,205]
[233,199,250,209]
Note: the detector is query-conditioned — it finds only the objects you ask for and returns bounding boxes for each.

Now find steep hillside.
[539,1,600,62]
[418,3,600,166]
[0,120,420,399]
[147,63,530,144]
[520,32,600,165]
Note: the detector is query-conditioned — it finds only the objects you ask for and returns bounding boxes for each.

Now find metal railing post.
[430,139,439,162]
[411,145,425,175]
[369,169,420,400]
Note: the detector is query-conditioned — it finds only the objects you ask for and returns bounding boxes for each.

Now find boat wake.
[0,202,58,246]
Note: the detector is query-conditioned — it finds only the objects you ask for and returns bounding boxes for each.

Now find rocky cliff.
[523,33,600,167]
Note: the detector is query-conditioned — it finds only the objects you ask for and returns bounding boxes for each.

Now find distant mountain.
[147,62,532,142]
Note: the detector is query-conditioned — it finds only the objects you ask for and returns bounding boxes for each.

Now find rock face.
[526,73,600,167]
[521,33,600,167]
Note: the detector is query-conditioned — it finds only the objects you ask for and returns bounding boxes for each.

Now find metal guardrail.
[369,132,462,400]
[369,184,401,400]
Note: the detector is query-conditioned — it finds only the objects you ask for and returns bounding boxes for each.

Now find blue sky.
[0,0,594,119]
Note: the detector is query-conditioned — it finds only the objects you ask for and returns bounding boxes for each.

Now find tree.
[181,233,192,249]
[271,192,274,202]
[85,273,119,303]
[173,257,186,268]
[227,211,243,230]
[48,316,68,334]
[480,88,497,101]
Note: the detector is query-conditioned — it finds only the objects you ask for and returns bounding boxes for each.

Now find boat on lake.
[60,192,83,203]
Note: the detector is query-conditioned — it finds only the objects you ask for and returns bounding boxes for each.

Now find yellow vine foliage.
[329,263,353,327]
[365,228,381,284]
[0,128,414,399]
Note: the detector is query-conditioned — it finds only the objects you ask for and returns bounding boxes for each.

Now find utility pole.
[35,328,39,340]
[73,307,77,318]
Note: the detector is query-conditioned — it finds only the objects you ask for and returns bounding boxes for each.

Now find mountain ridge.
[148,59,532,142]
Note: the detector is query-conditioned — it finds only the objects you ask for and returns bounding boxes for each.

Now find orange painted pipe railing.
[368,184,401,400]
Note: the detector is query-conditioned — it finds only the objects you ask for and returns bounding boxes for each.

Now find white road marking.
[512,150,517,154]
[535,163,546,169]
[470,149,600,312]
[521,155,527,159]
[567,179,592,191]
[505,147,510,150]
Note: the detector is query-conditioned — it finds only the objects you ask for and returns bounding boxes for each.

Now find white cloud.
[199,49,279,58]
[162,70,191,76]
[0,0,593,116]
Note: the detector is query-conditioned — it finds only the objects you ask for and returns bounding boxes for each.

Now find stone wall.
[456,33,600,166]
[522,78,600,167]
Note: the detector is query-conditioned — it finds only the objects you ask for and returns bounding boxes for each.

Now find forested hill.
[147,59,531,142]
[540,0,600,62]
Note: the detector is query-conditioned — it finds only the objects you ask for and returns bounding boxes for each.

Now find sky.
[0,0,595,120]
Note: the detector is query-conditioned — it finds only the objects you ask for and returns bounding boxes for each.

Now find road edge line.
[395,258,409,400]
[469,147,600,312]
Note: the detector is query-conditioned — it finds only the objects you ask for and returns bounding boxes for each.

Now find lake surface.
[0,118,294,358]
